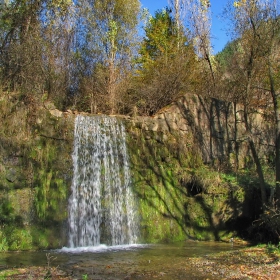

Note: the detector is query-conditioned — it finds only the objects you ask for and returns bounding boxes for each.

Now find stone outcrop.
[128,93,273,168]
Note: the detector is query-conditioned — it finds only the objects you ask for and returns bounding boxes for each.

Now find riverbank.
[187,246,280,279]
[0,246,279,279]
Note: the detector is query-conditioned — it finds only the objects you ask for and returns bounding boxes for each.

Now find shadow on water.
[0,241,246,279]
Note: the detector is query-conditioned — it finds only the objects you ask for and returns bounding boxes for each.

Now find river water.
[0,241,245,279]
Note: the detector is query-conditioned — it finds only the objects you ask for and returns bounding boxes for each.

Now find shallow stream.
[0,241,246,279]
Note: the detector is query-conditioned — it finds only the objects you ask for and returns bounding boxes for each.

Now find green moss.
[0,98,73,250]
[126,122,251,243]
[30,226,65,249]
[0,232,8,252]
[128,127,194,242]
[5,228,33,251]
[0,224,65,251]
[0,197,15,223]
[0,228,33,251]
[0,269,21,278]
[27,130,70,224]
[29,227,49,249]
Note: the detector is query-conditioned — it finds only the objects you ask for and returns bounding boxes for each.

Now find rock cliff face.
[0,93,272,249]
[0,96,75,250]
[123,94,272,242]
[130,94,272,168]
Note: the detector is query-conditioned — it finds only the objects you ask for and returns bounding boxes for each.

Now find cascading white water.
[68,115,138,248]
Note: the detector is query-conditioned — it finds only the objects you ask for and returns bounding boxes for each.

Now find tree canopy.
[131,8,197,115]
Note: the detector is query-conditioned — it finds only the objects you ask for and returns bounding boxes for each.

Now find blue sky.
[140,0,229,54]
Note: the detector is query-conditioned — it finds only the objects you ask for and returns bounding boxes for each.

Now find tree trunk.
[244,105,267,206]
[276,119,280,206]
[108,56,116,114]
[233,102,240,171]
[269,63,280,206]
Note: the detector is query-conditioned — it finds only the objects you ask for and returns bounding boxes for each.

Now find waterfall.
[68,115,138,247]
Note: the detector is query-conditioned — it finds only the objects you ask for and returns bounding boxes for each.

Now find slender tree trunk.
[174,0,180,31]
[244,105,267,206]
[275,118,280,205]
[233,102,239,171]
[205,51,215,88]
[269,63,280,206]
[107,18,117,114]
[242,47,267,206]
[108,53,116,114]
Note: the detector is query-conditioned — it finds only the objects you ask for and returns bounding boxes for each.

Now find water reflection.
[0,241,245,279]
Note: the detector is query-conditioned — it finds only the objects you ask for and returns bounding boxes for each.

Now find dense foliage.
[131,8,197,115]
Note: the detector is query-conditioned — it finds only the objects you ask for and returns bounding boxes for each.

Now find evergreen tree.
[132,8,197,116]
